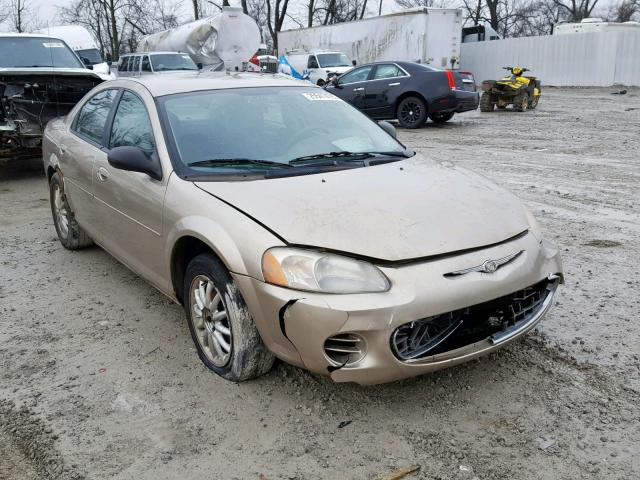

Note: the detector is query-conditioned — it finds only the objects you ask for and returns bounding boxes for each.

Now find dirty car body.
[42,73,563,384]
[0,34,102,162]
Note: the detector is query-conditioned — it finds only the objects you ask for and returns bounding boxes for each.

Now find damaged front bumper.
[234,232,563,385]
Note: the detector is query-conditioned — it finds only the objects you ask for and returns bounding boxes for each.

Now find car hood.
[0,66,102,80]
[195,155,530,262]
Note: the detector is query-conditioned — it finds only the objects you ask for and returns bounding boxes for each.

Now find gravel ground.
[1,87,639,480]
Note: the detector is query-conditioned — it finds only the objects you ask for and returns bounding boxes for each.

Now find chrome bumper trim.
[489,274,560,345]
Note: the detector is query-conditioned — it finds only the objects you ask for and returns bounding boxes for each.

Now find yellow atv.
[480,67,541,112]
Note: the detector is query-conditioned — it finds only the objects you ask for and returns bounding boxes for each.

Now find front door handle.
[353,87,364,92]
[96,167,110,182]
[59,144,68,155]
[388,82,400,86]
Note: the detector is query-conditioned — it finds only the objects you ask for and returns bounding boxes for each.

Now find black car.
[324,61,479,128]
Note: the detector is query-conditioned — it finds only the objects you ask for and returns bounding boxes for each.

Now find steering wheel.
[288,126,332,148]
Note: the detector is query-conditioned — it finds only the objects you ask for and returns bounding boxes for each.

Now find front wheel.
[428,112,454,123]
[49,172,93,250]
[529,95,539,109]
[396,96,427,128]
[316,79,326,87]
[184,253,275,381]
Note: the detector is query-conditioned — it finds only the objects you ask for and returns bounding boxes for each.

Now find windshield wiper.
[187,158,293,169]
[289,150,411,166]
[15,64,54,68]
[289,151,373,165]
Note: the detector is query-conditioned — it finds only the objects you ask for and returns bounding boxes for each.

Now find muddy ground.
[1,88,638,480]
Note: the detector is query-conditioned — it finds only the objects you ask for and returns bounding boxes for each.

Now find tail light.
[249,54,260,66]
[445,70,456,91]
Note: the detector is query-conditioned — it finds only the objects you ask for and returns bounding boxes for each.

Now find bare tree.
[551,0,599,22]
[8,0,40,32]
[395,0,439,7]
[265,0,290,52]
[608,0,639,21]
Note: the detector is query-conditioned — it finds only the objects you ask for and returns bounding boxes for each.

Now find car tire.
[316,79,326,87]
[513,92,529,112]
[428,112,454,123]
[49,172,93,250]
[480,92,494,112]
[184,253,275,382]
[396,96,427,128]
[529,96,539,109]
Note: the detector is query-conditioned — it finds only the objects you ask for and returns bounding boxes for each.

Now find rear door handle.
[59,144,68,155]
[353,87,364,92]
[388,82,400,86]
[96,167,110,182]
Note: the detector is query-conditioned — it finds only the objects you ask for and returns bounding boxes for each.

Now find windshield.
[159,87,406,177]
[317,53,351,68]
[150,54,198,72]
[0,37,84,69]
[76,48,103,65]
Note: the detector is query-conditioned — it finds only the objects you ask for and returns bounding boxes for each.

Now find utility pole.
[378,0,382,16]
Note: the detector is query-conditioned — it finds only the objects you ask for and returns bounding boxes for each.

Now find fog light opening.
[323,333,365,366]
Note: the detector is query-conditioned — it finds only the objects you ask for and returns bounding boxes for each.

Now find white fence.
[460,30,640,86]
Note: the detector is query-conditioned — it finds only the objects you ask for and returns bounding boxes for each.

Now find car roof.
[121,51,190,56]
[353,61,442,72]
[0,33,63,38]
[120,72,314,97]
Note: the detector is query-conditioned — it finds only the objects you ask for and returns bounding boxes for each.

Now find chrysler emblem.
[444,251,524,277]
[482,260,498,273]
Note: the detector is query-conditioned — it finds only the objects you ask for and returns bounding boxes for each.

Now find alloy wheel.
[53,184,70,239]
[400,101,422,127]
[190,275,232,367]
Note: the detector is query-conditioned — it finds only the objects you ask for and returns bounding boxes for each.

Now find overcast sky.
[6,0,414,32]
[7,0,617,33]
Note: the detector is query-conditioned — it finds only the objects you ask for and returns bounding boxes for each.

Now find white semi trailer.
[277,7,464,69]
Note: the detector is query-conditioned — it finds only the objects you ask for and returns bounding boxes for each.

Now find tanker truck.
[138,7,261,72]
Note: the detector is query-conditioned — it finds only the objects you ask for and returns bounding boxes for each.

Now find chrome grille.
[392,279,554,361]
[324,333,365,365]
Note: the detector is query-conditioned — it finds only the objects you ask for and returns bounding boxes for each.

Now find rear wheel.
[49,172,93,250]
[428,112,454,123]
[479,92,494,112]
[184,253,275,381]
[513,92,529,112]
[396,96,427,128]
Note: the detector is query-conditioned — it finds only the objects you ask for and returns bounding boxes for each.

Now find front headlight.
[262,247,390,294]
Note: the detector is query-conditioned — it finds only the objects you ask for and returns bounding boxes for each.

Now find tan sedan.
[42,73,563,384]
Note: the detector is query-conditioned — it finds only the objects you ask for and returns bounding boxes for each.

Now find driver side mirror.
[108,146,162,180]
[82,57,93,70]
[378,120,396,138]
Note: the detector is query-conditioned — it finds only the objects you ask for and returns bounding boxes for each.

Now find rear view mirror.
[108,146,162,180]
[378,120,396,138]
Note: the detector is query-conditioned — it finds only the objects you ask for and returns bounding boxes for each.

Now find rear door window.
[373,64,404,80]
[132,56,141,73]
[73,89,118,145]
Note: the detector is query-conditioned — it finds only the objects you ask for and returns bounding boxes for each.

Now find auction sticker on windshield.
[43,42,65,48]
[302,92,341,101]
